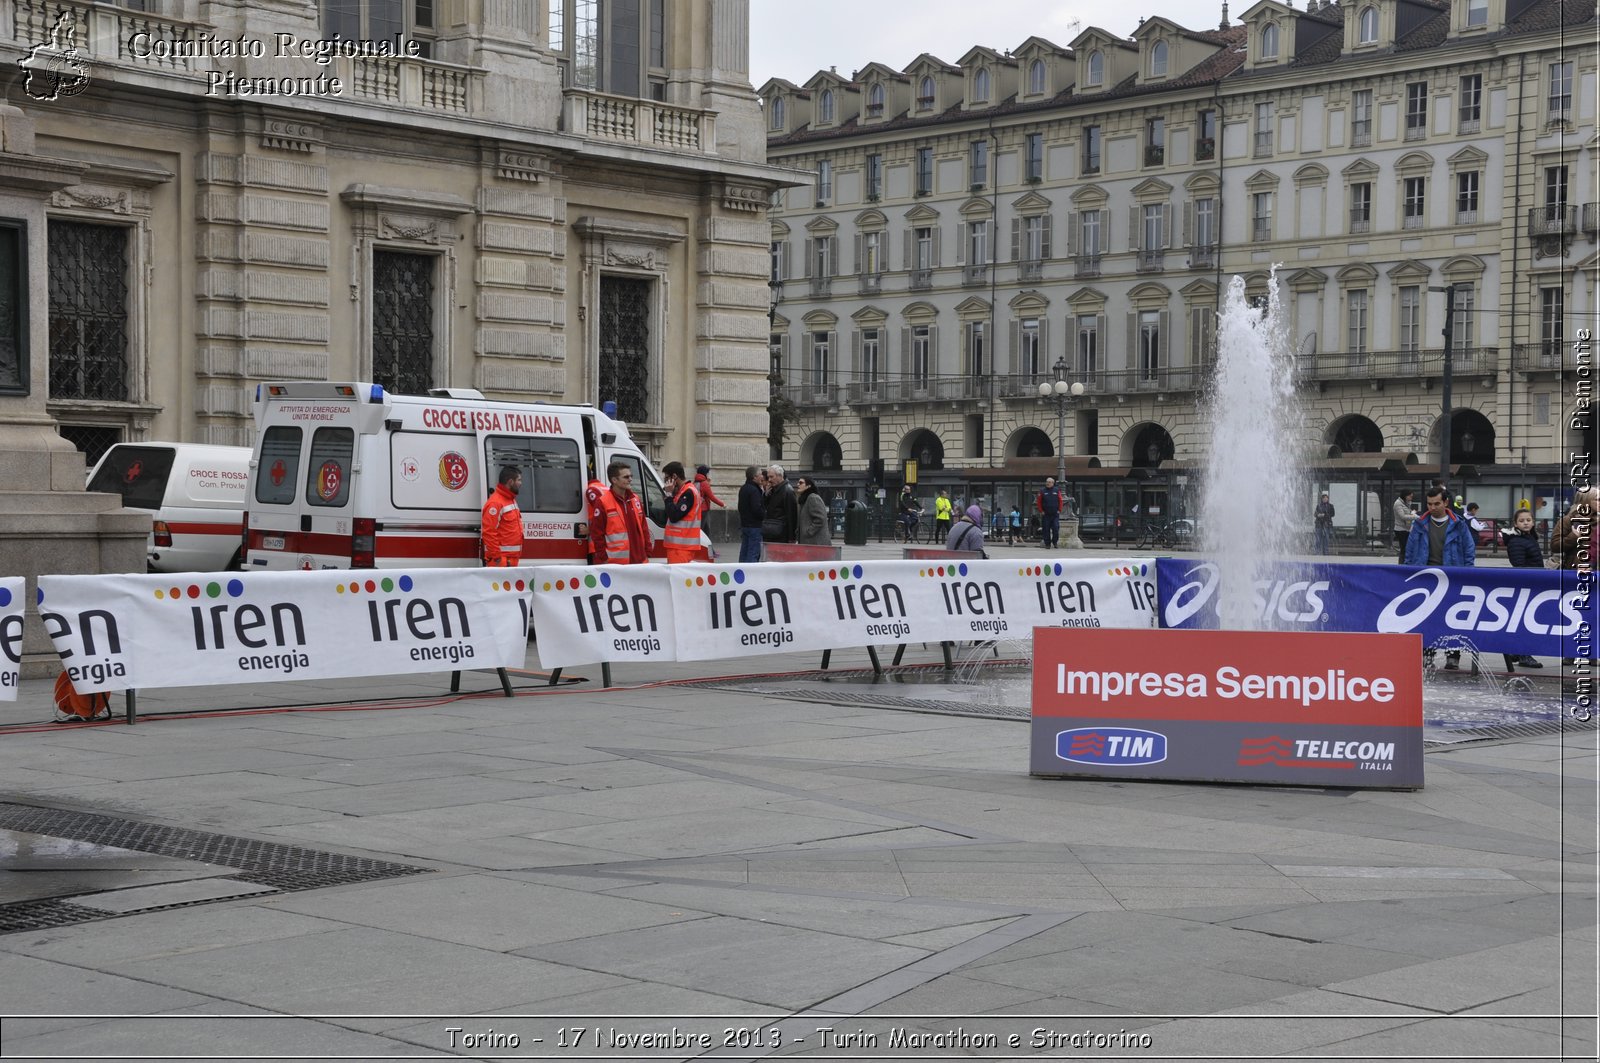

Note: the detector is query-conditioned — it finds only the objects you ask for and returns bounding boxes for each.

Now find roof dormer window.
[1261,23,1279,60]
[1086,50,1103,87]
[1466,0,1487,25]
[1028,58,1046,95]
[768,96,785,130]
[820,89,835,123]
[973,67,990,102]
[867,82,884,117]
[917,75,935,111]
[1149,40,1168,77]
[1357,6,1377,43]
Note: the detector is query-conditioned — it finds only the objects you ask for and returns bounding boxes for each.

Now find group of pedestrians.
[735,464,834,562]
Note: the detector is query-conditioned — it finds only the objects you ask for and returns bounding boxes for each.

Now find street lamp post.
[1429,282,1460,486]
[1039,356,1086,548]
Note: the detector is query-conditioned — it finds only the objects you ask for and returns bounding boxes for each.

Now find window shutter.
[828,331,838,383]
[903,229,912,271]
[1182,201,1193,246]
[1011,218,1022,260]
[782,242,792,279]
[1097,315,1107,356]
[853,234,862,274]
[961,322,971,370]
[852,328,861,371]
[1162,204,1173,249]
[803,238,813,278]
[1066,211,1078,256]
[1040,318,1050,370]
[1129,206,1141,251]
[929,325,940,371]
[901,327,912,374]
[1009,320,1020,371]
[1159,310,1171,364]
[1126,312,1137,365]
[932,225,942,266]
[1041,216,1053,259]
[956,223,967,265]
[1100,210,1111,251]
[779,332,790,369]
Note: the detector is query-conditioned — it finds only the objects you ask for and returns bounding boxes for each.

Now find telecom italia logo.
[1056,727,1168,766]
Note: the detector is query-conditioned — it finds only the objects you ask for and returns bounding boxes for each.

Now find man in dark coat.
[763,464,799,544]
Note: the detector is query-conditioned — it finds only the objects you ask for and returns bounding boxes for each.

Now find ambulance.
[87,442,251,573]
[243,381,681,570]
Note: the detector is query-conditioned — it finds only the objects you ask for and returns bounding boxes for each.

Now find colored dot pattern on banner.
[1019,563,1067,577]
[686,569,747,588]
[543,571,613,593]
[0,587,10,608]
[491,579,527,592]
[1108,564,1149,577]
[804,564,865,582]
[332,575,417,596]
[916,563,970,578]
[153,579,247,601]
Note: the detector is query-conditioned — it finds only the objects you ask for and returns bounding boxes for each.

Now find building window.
[768,96,784,130]
[861,327,881,383]
[816,159,832,205]
[1549,61,1572,120]
[1252,191,1273,241]
[1260,22,1279,60]
[1459,74,1482,131]
[372,249,436,397]
[1455,171,1479,223]
[820,89,835,124]
[1351,89,1372,146]
[1405,82,1427,139]
[1025,132,1043,181]
[970,140,988,189]
[973,67,990,102]
[1358,5,1378,43]
[1466,0,1487,25]
[810,331,830,389]
[1145,117,1165,167]
[328,0,433,52]
[812,235,834,278]
[967,220,989,270]
[865,153,882,200]
[1189,305,1215,363]
[1403,176,1426,228]
[1076,314,1098,377]
[549,0,665,98]
[1083,124,1101,175]
[1150,40,1168,77]
[770,240,785,282]
[1399,285,1421,354]
[1350,182,1372,233]
[911,324,932,387]
[1254,101,1273,156]
[916,147,933,195]
[1080,210,1102,257]
[1193,197,1217,248]
[1086,50,1103,87]
[1540,288,1564,359]
[867,83,884,118]
[965,320,986,376]
[860,230,884,277]
[1197,109,1216,160]
[0,220,22,395]
[917,75,935,111]
[48,220,129,401]
[1028,59,1046,95]
[1017,317,1042,375]
[914,226,935,271]
[1142,203,1166,254]
[1452,283,1475,348]
[1021,215,1047,262]
[1138,310,1161,381]
[1346,289,1368,353]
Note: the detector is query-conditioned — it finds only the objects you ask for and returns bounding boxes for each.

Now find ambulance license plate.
[262,535,285,550]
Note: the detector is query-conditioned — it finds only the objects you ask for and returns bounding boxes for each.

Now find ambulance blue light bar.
[369,384,385,403]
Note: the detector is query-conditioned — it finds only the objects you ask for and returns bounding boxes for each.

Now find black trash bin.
[844,500,870,546]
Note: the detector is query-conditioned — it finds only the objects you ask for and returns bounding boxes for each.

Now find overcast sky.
[750,0,1235,88]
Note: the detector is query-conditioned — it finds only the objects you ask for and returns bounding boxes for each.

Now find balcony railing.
[963,265,989,286]
[1584,203,1600,235]
[1074,254,1101,278]
[562,88,714,151]
[909,269,933,290]
[1144,145,1165,167]
[859,272,882,294]
[1195,137,1215,161]
[1303,346,1499,381]
[1137,249,1165,272]
[1511,344,1565,372]
[1018,259,1043,282]
[1404,119,1426,140]
[1458,115,1480,134]
[1349,212,1370,234]
[1253,218,1272,241]
[809,276,832,298]
[1187,244,1217,269]
[1351,121,1371,147]
[1402,212,1425,230]
[1455,209,1479,225]
[1529,205,1578,237]
[1254,132,1273,157]
[779,383,840,408]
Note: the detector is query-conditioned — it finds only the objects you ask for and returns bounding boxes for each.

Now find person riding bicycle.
[897,485,923,540]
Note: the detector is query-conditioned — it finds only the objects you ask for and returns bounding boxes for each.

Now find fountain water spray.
[1199,271,1305,629]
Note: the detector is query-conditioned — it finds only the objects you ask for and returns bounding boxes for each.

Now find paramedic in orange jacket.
[661,461,705,564]
[585,460,651,564]
[480,466,524,567]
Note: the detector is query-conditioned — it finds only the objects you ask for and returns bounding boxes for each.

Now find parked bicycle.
[1136,518,1197,551]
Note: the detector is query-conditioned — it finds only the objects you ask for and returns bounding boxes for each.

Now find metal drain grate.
[706,681,1032,720]
[1427,716,1598,747]
[0,802,432,934]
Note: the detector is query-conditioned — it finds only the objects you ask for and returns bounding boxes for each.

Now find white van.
[86,442,251,572]
[244,381,680,570]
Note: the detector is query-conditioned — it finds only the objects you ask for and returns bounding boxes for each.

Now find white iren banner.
[0,577,23,700]
[527,564,678,667]
[666,558,1160,662]
[36,569,533,693]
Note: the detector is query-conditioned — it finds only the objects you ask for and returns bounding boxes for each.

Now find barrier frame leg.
[497,667,513,698]
[941,641,954,670]
[820,649,831,671]
[451,669,514,697]
[124,689,136,725]
[866,646,882,675]
[892,644,907,666]
[450,670,461,693]
[600,661,612,688]
[548,667,562,686]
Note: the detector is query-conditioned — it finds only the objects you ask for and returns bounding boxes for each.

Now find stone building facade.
[762,0,1598,525]
[0,0,790,477]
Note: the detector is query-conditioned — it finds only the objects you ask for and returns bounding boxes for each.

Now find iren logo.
[1055,726,1168,766]
[544,571,662,655]
[38,585,125,687]
[923,563,1008,635]
[342,574,478,665]
[155,579,311,675]
[821,565,909,639]
[0,585,21,689]
[692,569,793,648]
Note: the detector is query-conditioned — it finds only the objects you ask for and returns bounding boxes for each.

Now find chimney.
[1221,0,1230,27]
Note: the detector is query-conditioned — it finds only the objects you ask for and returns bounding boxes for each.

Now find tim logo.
[1056,727,1167,766]
[20,12,89,102]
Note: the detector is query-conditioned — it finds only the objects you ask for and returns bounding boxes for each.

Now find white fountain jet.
[1199,270,1305,629]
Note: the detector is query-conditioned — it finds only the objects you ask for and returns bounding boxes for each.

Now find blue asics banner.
[1157,559,1599,659]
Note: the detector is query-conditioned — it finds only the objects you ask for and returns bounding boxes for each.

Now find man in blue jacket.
[1403,485,1475,668]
